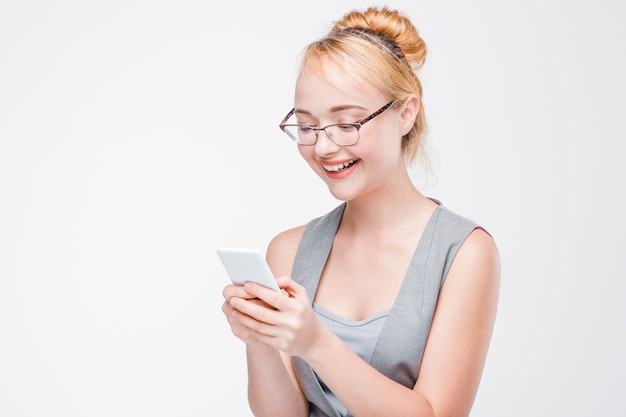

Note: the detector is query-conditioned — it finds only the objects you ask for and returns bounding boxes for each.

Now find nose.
[314,129,340,157]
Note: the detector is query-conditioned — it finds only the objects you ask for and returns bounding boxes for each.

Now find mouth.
[321,159,360,173]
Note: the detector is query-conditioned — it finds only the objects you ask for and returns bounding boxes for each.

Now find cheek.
[363,130,404,166]
[297,145,317,167]
[297,144,309,160]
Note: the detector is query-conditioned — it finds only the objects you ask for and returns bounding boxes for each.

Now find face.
[293,60,408,202]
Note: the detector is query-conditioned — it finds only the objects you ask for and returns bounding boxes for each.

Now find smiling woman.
[221,6,499,417]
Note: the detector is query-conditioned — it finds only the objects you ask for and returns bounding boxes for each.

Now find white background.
[1,0,624,416]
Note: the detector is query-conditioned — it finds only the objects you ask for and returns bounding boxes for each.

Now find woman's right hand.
[222,284,270,345]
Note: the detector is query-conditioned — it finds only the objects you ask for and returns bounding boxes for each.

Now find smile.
[322,159,360,172]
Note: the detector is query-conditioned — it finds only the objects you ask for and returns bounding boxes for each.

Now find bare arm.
[245,343,307,416]
[222,227,308,417]
[413,229,500,416]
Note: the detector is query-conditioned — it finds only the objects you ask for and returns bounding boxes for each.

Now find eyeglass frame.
[278,100,397,146]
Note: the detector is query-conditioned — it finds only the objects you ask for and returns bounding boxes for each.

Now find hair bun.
[332,7,426,71]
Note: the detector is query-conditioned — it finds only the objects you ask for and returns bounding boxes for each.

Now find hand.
[222,283,271,345]
[225,276,323,357]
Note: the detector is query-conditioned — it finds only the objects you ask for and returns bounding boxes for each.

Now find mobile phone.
[216,248,281,292]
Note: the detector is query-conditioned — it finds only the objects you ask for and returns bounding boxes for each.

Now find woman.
[222,6,500,417]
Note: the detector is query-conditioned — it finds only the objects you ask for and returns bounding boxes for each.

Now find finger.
[231,321,279,348]
[229,315,261,343]
[245,276,308,312]
[275,275,293,289]
[228,298,283,339]
[275,276,309,304]
[231,307,282,338]
[242,281,288,310]
[223,301,247,329]
[230,296,281,327]
[223,284,256,300]
[248,298,274,310]
[223,300,265,344]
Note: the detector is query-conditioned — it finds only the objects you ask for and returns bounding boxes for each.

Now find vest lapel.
[368,207,441,388]
[291,204,345,417]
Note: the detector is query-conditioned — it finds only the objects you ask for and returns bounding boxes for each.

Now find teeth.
[322,159,358,172]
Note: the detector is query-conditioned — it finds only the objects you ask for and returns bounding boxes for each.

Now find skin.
[222,60,500,417]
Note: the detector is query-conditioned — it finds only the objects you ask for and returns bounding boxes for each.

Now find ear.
[399,95,420,136]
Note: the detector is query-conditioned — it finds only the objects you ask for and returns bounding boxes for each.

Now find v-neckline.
[310,201,442,323]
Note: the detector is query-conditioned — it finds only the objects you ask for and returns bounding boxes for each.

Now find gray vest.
[290,203,478,417]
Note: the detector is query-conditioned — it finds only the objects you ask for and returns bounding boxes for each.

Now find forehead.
[294,58,386,111]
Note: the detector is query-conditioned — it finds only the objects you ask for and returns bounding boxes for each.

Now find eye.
[298,125,316,133]
[336,124,357,132]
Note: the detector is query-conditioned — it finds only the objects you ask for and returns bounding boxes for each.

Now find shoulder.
[445,227,500,300]
[459,228,500,269]
[432,203,500,293]
[461,227,499,260]
[266,203,346,277]
[435,204,478,234]
[266,225,307,278]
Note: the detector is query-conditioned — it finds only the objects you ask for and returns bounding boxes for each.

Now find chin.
[325,183,360,202]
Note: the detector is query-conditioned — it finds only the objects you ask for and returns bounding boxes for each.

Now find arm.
[413,228,500,417]
[245,344,307,416]
[234,228,499,417]
[222,227,308,417]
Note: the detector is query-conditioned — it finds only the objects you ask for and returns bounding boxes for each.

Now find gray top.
[290,202,478,417]
[313,303,390,416]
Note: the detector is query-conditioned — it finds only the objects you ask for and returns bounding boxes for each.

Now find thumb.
[276,275,307,298]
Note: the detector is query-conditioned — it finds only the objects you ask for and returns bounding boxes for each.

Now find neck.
[340,172,437,235]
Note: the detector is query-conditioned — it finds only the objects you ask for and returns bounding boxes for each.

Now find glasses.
[279,100,396,146]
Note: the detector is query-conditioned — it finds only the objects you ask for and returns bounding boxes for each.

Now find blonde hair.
[299,7,428,166]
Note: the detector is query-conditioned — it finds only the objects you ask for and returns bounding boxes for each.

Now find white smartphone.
[216,248,281,292]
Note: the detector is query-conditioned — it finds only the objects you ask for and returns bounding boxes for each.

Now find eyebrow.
[294,104,368,116]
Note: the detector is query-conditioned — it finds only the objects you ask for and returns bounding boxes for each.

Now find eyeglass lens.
[283,124,360,146]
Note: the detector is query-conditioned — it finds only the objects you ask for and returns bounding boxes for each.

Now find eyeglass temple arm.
[279,108,296,129]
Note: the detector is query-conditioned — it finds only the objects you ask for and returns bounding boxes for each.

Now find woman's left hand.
[227,275,322,357]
